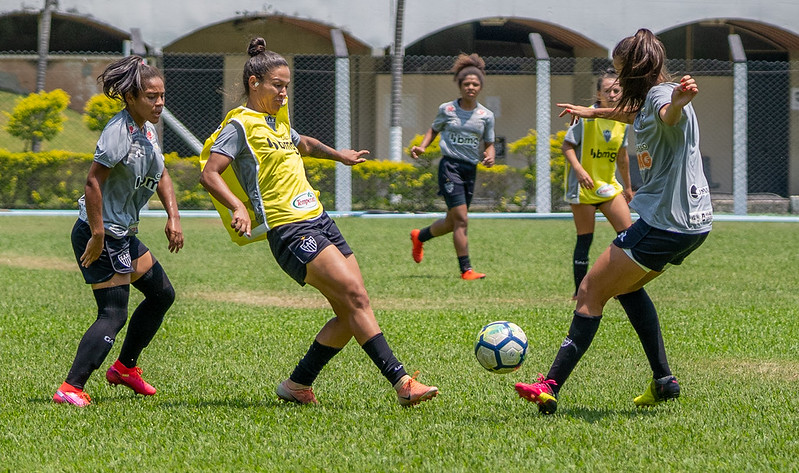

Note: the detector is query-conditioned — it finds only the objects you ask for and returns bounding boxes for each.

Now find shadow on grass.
[34,395,285,409]
[557,405,663,422]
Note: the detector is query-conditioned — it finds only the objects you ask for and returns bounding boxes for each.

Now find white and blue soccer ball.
[474,321,528,374]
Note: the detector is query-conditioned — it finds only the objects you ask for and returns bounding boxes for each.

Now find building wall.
[165,18,370,55]
[0,55,119,111]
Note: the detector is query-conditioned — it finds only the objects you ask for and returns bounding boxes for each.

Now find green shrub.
[0,151,540,212]
[508,128,567,209]
[3,89,70,151]
[0,150,91,208]
[83,94,123,131]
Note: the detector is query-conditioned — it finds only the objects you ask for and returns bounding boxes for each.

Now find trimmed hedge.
[0,151,549,211]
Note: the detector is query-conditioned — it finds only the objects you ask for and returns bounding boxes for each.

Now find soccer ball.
[474,321,528,374]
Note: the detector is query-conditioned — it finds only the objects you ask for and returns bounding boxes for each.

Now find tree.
[404,133,441,175]
[83,94,123,131]
[508,129,567,208]
[4,89,70,151]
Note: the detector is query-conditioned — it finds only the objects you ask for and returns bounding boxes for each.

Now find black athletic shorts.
[71,219,148,284]
[613,218,709,272]
[267,212,353,286]
[438,156,477,209]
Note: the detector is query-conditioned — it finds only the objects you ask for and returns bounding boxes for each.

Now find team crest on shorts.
[299,236,318,254]
[444,181,455,194]
[117,251,132,269]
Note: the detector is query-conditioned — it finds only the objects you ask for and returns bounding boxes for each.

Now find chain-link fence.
[2,52,798,213]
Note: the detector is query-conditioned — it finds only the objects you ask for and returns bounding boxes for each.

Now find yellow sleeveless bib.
[201,101,322,245]
[573,117,626,204]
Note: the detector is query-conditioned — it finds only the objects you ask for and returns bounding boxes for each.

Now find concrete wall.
[0,55,118,111]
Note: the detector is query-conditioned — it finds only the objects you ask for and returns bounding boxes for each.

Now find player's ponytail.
[242,37,289,96]
[98,56,163,103]
[613,28,669,113]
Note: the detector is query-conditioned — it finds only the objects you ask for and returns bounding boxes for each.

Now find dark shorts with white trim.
[438,156,477,209]
[267,212,353,286]
[71,219,148,284]
[612,218,709,272]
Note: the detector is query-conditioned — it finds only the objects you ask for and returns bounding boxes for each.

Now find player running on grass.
[54,56,184,407]
[200,38,438,407]
[562,68,633,299]
[409,53,495,280]
[516,28,712,414]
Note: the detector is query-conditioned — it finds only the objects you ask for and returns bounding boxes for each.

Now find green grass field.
[0,90,100,153]
[1,216,797,471]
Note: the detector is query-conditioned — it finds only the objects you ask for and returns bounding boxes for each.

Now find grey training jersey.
[78,109,165,238]
[630,82,712,234]
[432,99,495,165]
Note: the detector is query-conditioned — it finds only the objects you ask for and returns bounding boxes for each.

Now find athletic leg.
[570,204,597,298]
[597,193,633,233]
[64,274,132,389]
[297,247,436,405]
[519,244,649,411]
[117,253,175,368]
[616,287,671,379]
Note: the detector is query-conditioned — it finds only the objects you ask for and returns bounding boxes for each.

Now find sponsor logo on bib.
[595,183,616,198]
[291,191,319,210]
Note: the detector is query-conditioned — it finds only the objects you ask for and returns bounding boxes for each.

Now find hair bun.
[247,37,267,57]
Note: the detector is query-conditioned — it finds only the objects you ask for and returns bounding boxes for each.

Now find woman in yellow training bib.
[562,68,633,299]
[200,38,438,407]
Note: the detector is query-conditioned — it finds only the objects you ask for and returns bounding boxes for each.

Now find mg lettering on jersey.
[134,172,161,192]
[448,133,480,147]
[590,148,618,162]
[291,191,319,210]
[266,137,298,151]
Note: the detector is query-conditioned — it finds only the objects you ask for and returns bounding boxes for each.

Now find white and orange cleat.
[276,379,319,405]
[394,371,438,407]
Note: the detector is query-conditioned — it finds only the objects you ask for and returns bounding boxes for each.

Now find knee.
[94,285,130,332]
[452,214,468,230]
[134,262,175,308]
[343,284,371,312]
[159,282,176,308]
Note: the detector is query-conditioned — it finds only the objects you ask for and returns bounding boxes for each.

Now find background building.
[2,0,798,204]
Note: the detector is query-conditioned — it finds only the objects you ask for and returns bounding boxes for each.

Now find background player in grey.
[409,53,495,280]
[516,28,712,414]
[54,56,184,407]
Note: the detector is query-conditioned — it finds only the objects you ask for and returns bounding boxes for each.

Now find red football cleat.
[461,269,486,280]
[410,229,424,263]
[106,360,156,396]
[53,382,91,407]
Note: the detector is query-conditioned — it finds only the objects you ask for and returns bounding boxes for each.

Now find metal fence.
[1,52,798,213]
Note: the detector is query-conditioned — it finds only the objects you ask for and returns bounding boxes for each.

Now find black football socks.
[616,288,671,379]
[546,311,602,394]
